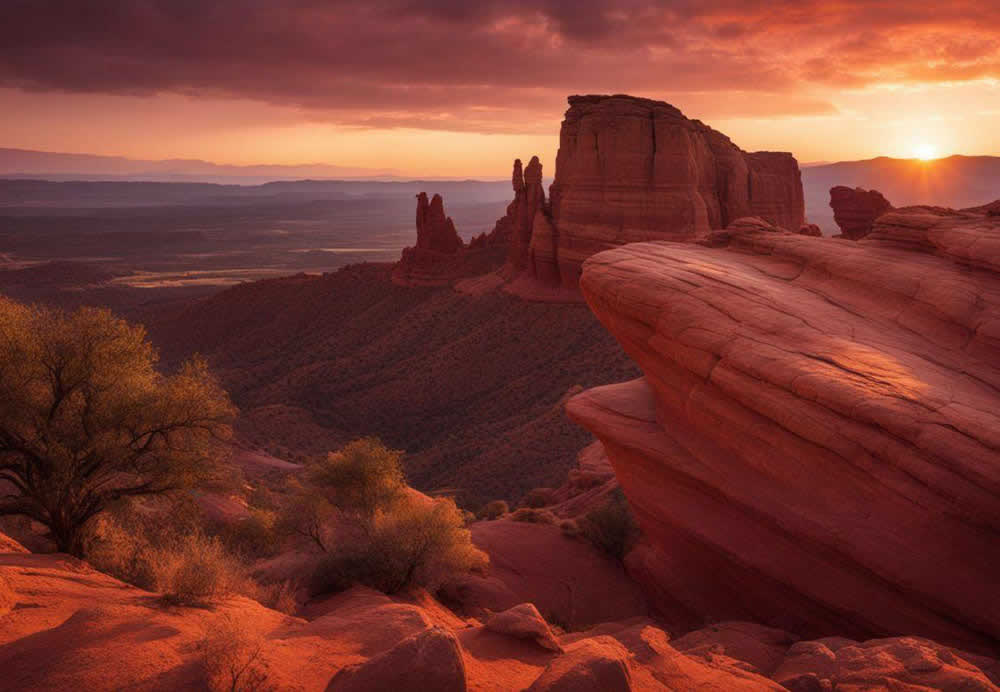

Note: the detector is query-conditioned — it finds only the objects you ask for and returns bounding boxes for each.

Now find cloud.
[0,0,997,132]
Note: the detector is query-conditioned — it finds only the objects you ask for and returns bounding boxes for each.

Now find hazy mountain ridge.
[802,154,1000,232]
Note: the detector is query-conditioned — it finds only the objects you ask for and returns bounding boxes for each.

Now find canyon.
[3,93,1000,691]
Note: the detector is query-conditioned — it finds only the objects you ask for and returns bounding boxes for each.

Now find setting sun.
[911,142,939,160]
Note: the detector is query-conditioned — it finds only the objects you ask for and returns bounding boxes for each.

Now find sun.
[910,142,938,161]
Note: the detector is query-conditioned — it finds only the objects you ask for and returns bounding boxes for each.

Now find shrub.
[521,487,557,509]
[569,470,610,492]
[276,479,336,552]
[154,533,247,607]
[200,614,270,692]
[580,490,640,562]
[224,509,281,559]
[311,497,487,595]
[255,580,298,615]
[510,507,557,525]
[476,500,509,521]
[307,438,406,525]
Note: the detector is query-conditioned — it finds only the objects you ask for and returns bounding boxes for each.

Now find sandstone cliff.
[489,95,805,292]
[829,185,895,239]
[566,204,1000,652]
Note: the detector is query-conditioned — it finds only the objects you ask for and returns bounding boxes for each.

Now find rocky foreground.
[3,529,998,690]
[567,203,1000,654]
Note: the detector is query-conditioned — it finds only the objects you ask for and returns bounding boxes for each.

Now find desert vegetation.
[199,614,270,692]
[476,500,509,520]
[0,298,235,556]
[291,438,488,595]
[579,489,640,562]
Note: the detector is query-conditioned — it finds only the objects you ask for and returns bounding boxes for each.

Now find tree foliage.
[0,298,235,555]
[306,437,406,527]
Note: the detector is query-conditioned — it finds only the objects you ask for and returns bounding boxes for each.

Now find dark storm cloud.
[1,0,998,131]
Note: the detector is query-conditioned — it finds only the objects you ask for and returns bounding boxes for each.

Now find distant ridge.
[801,154,1000,233]
[0,147,411,184]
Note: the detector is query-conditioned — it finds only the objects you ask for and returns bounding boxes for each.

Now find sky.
[2,0,999,177]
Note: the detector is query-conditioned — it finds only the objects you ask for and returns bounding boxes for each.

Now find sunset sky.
[2,0,999,177]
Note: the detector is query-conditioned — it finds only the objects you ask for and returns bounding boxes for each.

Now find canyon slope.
[567,204,1000,653]
[146,264,639,506]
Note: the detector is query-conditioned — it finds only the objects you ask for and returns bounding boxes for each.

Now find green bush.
[307,437,406,525]
[510,507,557,525]
[475,500,509,521]
[580,489,639,562]
[310,497,487,595]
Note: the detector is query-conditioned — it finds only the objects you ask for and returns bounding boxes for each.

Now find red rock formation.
[798,223,822,236]
[415,192,463,253]
[567,204,1000,652]
[392,192,505,286]
[829,185,895,239]
[544,95,804,288]
[484,95,805,293]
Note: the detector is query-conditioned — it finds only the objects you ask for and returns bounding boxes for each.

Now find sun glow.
[910,142,938,160]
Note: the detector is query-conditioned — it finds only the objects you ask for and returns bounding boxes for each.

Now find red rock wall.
[503,95,805,290]
[567,205,1000,652]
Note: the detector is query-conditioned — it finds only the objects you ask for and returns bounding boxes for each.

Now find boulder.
[829,185,894,239]
[326,626,467,692]
[566,203,1000,652]
[527,636,632,692]
[672,622,798,677]
[486,603,563,652]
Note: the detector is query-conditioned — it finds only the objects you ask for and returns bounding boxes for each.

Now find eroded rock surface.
[567,204,1000,652]
[829,185,895,239]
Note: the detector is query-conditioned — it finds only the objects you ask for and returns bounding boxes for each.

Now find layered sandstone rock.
[544,95,804,288]
[829,185,895,239]
[392,192,505,286]
[488,95,805,292]
[567,204,1000,652]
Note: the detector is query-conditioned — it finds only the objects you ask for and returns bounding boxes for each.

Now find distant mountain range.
[802,155,1000,232]
[0,147,407,184]
[2,147,997,234]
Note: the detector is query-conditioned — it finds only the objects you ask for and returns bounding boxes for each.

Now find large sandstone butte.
[566,203,1000,653]
[494,95,805,291]
[829,185,895,239]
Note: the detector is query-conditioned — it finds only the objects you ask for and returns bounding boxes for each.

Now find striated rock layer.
[567,204,1000,652]
[485,95,804,294]
[829,185,895,239]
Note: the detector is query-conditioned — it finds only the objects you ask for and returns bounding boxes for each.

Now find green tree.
[0,298,235,556]
[307,437,406,529]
